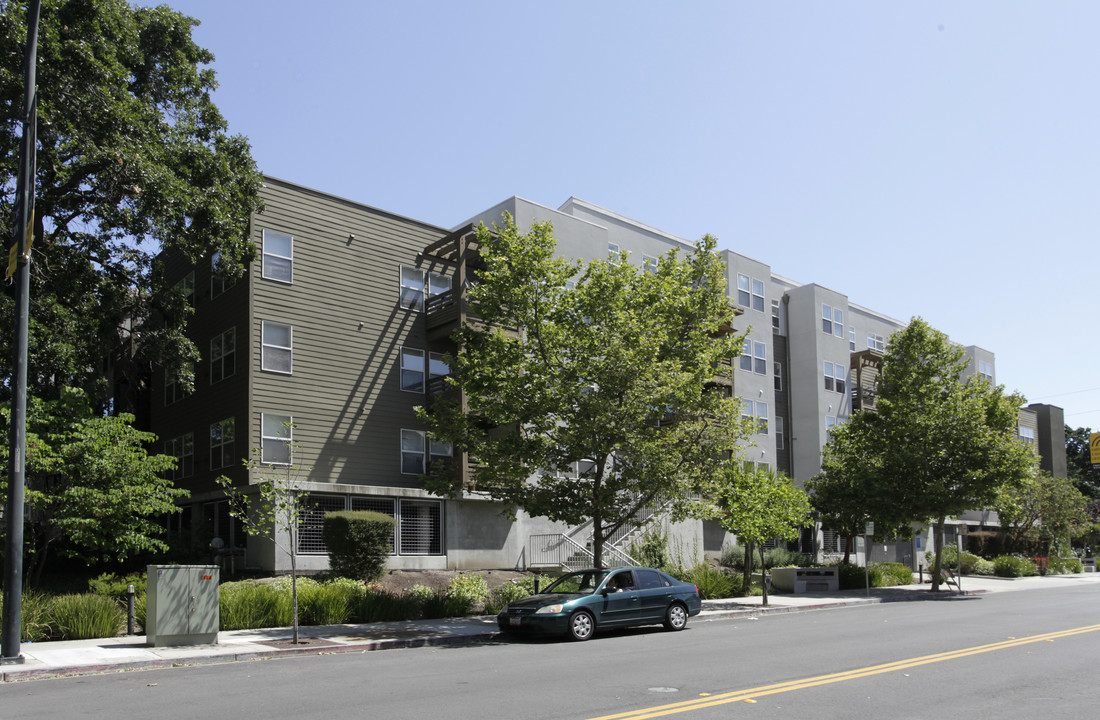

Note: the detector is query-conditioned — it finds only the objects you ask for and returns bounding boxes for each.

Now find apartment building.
[152,177,1063,573]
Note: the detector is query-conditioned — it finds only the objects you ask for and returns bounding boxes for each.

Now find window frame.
[400,347,426,393]
[753,341,767,375]
[209,417,235,471]
[261,321,293,375]
[261,413,293,465]
[167,433,194,480]
[261,229,294,283]
[401,429,426,475]
[210,327,236,384]
[400,265,426,312]
[211,251,235,299]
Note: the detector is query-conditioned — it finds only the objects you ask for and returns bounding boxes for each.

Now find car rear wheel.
[663,603,688,631]
[568,610,595,641]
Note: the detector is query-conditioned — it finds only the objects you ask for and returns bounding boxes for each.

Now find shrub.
[993,555,1039,578]
[484,576,539,615]
[323,510,395,582]
[973,558,995,576]
[871,562,915,587]
[630,526,670,569]
[1046,557,1082,575]
[444,574,488,616]
[219,581,292,630]
[88,571,146,602]
[356,587,419,622]
[720,544,746,571]
[672,564,736,599]
[7,589,52,642]
[764,547,808,569]
[46,594,125,640]
[298,580,359,626]
[831,561,867,590]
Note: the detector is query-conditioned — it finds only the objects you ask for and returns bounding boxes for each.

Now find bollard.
[127,584,136,636]
[918,563,923,584]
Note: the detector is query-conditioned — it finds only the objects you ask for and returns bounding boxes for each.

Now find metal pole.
[2,0,41,665]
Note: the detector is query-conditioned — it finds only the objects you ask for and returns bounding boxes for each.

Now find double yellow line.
[589,624,1100,720]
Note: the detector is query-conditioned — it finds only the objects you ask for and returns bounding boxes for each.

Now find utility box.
[146,565,220,647]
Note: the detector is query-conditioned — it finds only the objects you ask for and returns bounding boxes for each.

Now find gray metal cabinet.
[146,565,220,646]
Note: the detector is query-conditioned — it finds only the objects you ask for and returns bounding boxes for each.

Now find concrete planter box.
[770,567,839,593]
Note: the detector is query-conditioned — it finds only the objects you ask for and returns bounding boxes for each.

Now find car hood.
[506,593,586,610]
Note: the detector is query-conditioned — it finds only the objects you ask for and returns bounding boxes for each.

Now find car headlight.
[535,604,564,614]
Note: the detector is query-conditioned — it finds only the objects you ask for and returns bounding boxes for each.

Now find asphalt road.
[3,584,1097,719]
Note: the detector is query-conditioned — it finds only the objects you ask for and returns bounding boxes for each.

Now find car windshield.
[541,570,611,595]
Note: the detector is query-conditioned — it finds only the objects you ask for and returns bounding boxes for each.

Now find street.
[2,583,1097,719]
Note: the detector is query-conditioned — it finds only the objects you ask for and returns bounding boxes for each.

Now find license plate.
[509,616,522,626]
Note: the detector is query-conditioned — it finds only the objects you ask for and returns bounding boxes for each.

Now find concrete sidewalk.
[4,572,1098,682]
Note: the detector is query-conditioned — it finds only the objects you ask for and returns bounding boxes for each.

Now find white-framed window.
[174,271,195,306]
[822,304,843,337]
[849,328,856,352]
[167,433,194,480]
[756,401,769,434]
[297,495,347,555]
[643,255,658,274]
[978,360,994,383]
[773,361,783,399]
[262,229,293,283]
[298,495,443,556]
[753,341,767,374]
[824,361,846,394]
[401,429,426,474]
[400,266,450,312]
[825,415,837,432]
[741,399,754,424]
[262,413,293,464]
[771,299,781,334]
[210,327,235,384]
[211,251,235,299]
[739,338,753,372]
[428,352,449,392]
[429,438,452,464]
[165,363,192,406]
[751,278,765,312]
[210,418,235,470]
[608,242,620,262]
[737,274,764,311]
[1018,426,1036,444]
[775,416,785,450]
[261,321,293,374]
[401,348,425,393]
[399,499,443,555]
[867,333,885,352]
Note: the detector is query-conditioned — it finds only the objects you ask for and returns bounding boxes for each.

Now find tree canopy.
[0,0,263,411]
[996,470,1091,555]
[1065,426,1100,502]
[810,317,1035,590]
[420,217,747,568]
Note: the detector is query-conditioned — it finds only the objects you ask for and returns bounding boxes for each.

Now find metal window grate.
[399,500,442,555]
[297,495,347,554]
[351,497,397,553]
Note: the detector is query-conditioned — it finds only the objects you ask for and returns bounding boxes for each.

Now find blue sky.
[161,0,1100,432]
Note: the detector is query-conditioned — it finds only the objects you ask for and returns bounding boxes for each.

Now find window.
[823,361,846,394]
[643,255,658,274]
[822,304,843,337]
[211,251,235,299]
[608,242,620,261]
[400,267,450,312]
[825,415,837,431]
[978,360,994,383]
[399,500,443,555]
[775,416,785,450]
[167,433,193,480]
[262,229,293,283]
[261,413,292,464]
[741,399,754,423]
[401,348,425,393]
[210,418,235,470]
[261,321,292,374]
[737,274,751,308]
[753,341,767,374]
[428,352,449,393]
[401,429,425,474]
[174,272,195,305]
[849,328,856,352]
[1018,426,1036,444]
[867,334,885,352]
[351,497,397,553]
[298,495,346,555]
[298,496,443,556]
[752,278,765,312]
[210,328,236,384]
[773,361,784,401]
[165,363,192,406]
[429,438,452,464]
[771,299,781,334]
[756,401,768,434]
[739,338,752,371]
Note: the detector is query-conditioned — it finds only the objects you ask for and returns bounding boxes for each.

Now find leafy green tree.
[0,0,263,411]
[815,318,1035,591]
[698,465,810,602]
[1,388,186,584]
[216,423,310,644]
[996,471,1091,556]
[420,217,746,568]
[1065,426,1100,502]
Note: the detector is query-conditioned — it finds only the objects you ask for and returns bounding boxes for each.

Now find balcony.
[850,348,883,412]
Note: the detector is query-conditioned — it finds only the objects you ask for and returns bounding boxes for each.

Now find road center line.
[588,624,1100,720]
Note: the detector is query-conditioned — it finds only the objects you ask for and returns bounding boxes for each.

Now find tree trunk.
[842,534,853,565]
[930,517,946,592]
[759,544,768,607]
[741,539,755,594]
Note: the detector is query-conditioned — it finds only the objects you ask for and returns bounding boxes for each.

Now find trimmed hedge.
[323,510,395,581]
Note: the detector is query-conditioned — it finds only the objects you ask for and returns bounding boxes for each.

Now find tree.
[216,424,309,644]
[421,217,747,568]
[0,0,263,411]
[698,465,810,603]
[814,318,1035,591]
[0,387,186,584]
[1065,426,1100,502]
[996,471,1091,556]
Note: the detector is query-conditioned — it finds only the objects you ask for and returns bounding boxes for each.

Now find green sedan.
[497,567,702,641]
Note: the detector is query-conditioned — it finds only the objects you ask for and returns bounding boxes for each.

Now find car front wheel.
[663,603,688,631]
[567,610,595,641]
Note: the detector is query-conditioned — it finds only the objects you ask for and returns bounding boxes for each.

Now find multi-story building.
[152,177,1063,573]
